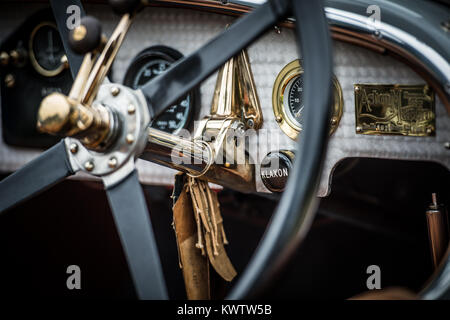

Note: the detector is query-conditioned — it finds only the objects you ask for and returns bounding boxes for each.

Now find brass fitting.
[37,92,112,150]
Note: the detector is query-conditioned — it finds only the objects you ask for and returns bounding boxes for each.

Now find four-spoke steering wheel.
[0,0,333,299]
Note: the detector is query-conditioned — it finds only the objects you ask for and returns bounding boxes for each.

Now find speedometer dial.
[286,73,305,128]
[272,59,343,140]
[123,46,197,134]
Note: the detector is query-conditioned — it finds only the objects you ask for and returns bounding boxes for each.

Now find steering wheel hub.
[65,83,149,179]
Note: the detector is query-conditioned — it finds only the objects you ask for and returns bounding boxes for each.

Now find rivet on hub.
[84,160,94,171]
[111,86,120,96]
[126,134,135,144]
[69,143,79,154]
[127,104,136,114]
[108,157,118,169]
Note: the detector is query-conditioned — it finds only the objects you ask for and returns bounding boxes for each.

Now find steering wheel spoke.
[0,140,77,214]
[140,0,291,118]
[105,169,168,299]
[49,0,86,78]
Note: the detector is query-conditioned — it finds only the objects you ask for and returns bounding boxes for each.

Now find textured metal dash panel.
[0,4,448,196]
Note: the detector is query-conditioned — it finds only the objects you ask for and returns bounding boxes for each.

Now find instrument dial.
[286,73,305,129]
[29,22,67,77]
[123,46,197,133]
[273,59,343,140]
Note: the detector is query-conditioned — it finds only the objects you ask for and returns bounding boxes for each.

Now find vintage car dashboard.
[0,1,449,197]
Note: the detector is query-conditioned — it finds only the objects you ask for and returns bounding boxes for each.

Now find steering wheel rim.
[0,0,333,299]
[228,0,333,298]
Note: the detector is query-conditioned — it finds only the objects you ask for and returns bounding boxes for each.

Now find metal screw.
[274,26,281,34]
[444,142,450,150]
[126,133,135,144]
[247,118,254,128]
[331,117,338,125]
[69,143,78,154]
[111,86,120,96]
[127,104,136,114]
[4,74,15,88]
[9,49,26,67]
[108,157,118,168]
[84,160,94,171]
[355,86,360,92]
[275,116,282,123]
[9,50,19,63]
[0,51,9,66]
[426,126,434,134]
[356,126,363,133]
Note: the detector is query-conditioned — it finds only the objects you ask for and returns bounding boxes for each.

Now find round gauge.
[123,46,197,134]
[272,59,343,140]
[285,73,305,129]
[29,22,68,77]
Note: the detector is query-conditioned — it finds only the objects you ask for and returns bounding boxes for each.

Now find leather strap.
[188,177,236,282]
[173,182,210,300]
[202,188,236,282]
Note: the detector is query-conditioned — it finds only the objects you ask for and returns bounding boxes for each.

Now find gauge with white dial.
[272,59,343,140]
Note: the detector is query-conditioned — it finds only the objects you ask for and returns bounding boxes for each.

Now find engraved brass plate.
[355,84,435,136]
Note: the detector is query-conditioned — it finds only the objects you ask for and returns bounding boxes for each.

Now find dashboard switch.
[260,150,294,193]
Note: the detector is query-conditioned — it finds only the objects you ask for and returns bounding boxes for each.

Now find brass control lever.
[37,93,111,150]
[426,193,449,269]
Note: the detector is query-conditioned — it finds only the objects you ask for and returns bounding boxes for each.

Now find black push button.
[260,150,294,192]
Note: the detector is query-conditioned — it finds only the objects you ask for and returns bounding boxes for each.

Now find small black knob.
[109,0,141,15]
[260,150,294,193]
[68,16,102,55]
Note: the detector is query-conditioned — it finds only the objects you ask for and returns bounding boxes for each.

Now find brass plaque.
[355,84,435,136]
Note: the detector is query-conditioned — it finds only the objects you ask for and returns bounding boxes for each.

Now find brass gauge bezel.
[29,22,68,77]
[272,59,343,140]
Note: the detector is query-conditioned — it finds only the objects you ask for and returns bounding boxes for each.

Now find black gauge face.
[287,74,304,127]
[30,23,66,76]
[124,46,195,133]
[132,59,170,88]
